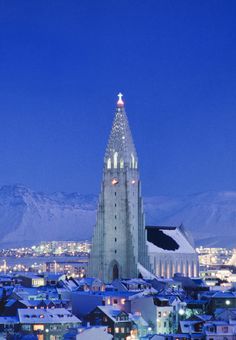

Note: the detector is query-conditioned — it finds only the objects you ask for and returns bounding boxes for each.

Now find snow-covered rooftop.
[0,316,19,324]
[18,308,81,324]
[77,326,112,339]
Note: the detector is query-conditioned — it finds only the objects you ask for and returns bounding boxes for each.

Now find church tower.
[88,94,150,282]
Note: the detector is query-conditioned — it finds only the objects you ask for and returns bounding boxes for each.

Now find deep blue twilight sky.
[0,1,236,196]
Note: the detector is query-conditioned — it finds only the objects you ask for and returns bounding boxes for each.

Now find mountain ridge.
[0,184,235,248]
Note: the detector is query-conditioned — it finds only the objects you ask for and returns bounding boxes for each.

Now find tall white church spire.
[88,94,150,282]
[105,93,138,170]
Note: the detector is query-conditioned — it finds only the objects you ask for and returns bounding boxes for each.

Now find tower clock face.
[111,178,119,185]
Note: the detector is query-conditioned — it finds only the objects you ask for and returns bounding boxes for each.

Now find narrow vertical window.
[131,153,135,168]
[114,152,118,169]
[107,158,111,169]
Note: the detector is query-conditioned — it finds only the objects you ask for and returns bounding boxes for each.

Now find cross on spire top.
[117,92,124,107]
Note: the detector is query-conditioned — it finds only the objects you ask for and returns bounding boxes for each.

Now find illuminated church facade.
[88,94,198,282]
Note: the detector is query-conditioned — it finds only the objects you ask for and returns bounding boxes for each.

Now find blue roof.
[74,290,136,297]
[186,299,208,305]
[212,291,236,299]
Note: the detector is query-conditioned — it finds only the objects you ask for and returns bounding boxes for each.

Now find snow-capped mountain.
[0,185,235,248]
[145,191,236,247]
[0,185,96,248]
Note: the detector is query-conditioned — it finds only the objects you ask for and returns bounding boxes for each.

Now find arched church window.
[114,152,118,169]
[107,158,111,169]
[120,159,124,168]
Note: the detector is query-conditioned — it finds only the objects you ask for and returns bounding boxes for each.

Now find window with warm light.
[115,327,119,333]
[112,178,119,185]
[33,324,44,331]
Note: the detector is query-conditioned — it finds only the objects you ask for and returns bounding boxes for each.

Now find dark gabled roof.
[146,227,180,251]
[146,225,177,230]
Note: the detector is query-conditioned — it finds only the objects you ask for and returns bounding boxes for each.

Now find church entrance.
[113,264,119,280]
